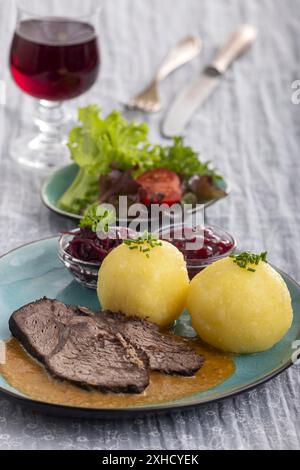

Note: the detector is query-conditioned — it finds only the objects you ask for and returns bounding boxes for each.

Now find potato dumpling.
[98,240,189,327]
[187,257,293,353]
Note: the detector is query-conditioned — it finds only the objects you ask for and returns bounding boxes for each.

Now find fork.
[126,36,202,113]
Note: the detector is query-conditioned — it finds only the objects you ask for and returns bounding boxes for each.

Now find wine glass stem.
[35,100,67,144]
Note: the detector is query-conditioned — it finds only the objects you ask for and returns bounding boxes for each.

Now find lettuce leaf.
[68,105,154,176]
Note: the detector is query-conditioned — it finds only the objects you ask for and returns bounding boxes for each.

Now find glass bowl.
[159,224,237,279]
[58,227,135,289]
[58,231,101,289]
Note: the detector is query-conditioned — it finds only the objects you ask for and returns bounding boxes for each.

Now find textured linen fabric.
[0,0,299,450]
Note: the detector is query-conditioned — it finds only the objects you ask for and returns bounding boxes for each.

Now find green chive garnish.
[124,232,162,258]
[230,251,268,272]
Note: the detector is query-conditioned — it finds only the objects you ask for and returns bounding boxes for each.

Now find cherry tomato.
[137,169,182,206]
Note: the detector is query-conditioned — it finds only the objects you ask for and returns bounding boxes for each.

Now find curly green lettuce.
[58,105,222,214]
[155,136,222,183]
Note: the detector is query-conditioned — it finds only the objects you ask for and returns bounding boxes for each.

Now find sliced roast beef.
[9,298,149,393]
[92,311,204,376]
[9,298,204,394]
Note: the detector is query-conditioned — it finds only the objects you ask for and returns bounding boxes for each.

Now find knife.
[162,25,258,137]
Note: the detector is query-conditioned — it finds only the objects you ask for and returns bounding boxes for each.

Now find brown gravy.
[0,338,235,408]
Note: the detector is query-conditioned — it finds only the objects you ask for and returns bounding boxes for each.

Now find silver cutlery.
[162,24,258,137]
[126,36,202,113]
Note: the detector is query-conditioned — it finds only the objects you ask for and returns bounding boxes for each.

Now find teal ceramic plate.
[0,238,299,418]
[41,164,230,220]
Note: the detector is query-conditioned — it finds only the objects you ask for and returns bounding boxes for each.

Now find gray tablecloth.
[0,0,299,450]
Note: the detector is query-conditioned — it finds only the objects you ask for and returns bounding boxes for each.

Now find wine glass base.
[10,132,70,170]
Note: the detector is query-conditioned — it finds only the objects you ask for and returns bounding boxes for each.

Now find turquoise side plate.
[0,238,299,418]
[41,164,230,221]
[41,164,82,220]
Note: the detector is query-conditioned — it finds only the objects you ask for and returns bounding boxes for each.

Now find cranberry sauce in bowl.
[159,225,236,279]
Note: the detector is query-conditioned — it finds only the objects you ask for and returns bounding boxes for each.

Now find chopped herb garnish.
[124,232,162,257]
[230,251,268,272]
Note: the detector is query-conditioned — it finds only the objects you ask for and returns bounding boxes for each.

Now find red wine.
[10,18,100,101]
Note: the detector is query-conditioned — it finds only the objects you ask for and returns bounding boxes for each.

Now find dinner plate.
[41,164,230,221]
[0,237,299,418]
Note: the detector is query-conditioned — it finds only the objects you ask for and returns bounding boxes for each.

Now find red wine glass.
[9,0,101,169]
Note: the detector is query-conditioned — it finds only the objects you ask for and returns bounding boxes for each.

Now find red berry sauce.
[160,225,236,279]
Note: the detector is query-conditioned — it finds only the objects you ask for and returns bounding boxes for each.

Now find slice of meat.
[9,298,149,394]
[9,298,77,362]
[46,316,149,394]
[93,311,204,376]
[122,317,204,376]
